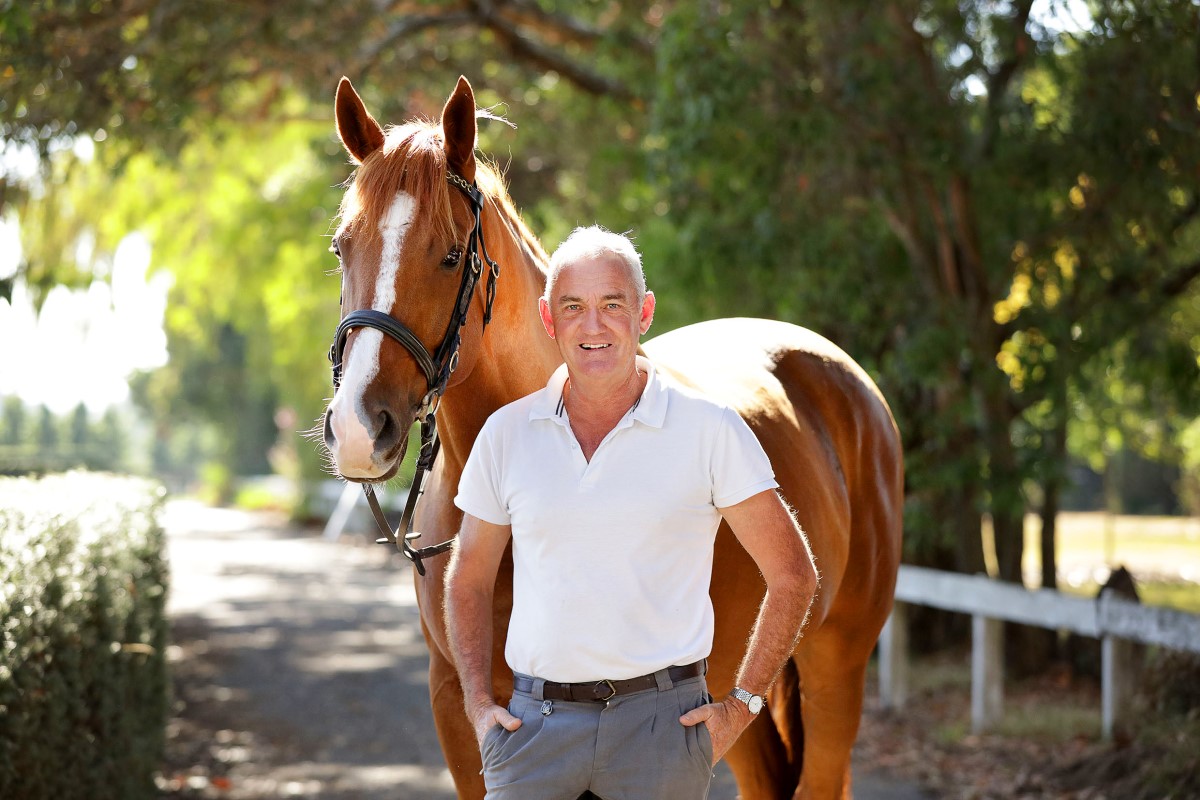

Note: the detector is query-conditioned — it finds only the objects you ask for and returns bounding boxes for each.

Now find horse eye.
[441,247,464,268]
[329,238,342,259]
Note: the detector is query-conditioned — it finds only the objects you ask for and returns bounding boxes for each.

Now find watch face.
[748,695,764,714]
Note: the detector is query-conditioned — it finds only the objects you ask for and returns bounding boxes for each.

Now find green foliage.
[4,1,1199,567]
[0,398,132,476]
[54,92,347,486]
[645,0,1200,575]
[1,1,382,157]
[0,472,170,800]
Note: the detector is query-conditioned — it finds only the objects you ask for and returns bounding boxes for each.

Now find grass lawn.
[1016,511,1200,612]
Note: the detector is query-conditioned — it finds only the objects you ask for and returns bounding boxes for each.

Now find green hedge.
[0,472,169,800]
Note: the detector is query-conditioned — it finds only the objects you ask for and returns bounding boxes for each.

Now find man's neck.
[562,360,648,457]
[566,361,645,415]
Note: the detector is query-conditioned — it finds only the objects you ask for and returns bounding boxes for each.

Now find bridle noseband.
[327,170,499,576]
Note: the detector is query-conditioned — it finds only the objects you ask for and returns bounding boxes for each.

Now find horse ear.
[441,75,477,182]
[335,77,385,164]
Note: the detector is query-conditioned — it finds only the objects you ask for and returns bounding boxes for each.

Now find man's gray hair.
[543,226,647,302]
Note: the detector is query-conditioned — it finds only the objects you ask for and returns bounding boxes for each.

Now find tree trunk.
[906,382,986,653]
[975,365,1064,675]
[1040,481,1060,591]
[979,387,1025,585]
[1040,395,1069,592]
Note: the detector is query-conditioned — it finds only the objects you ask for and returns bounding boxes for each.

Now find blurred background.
[3,2,1200,797]
[2,0,1198,598]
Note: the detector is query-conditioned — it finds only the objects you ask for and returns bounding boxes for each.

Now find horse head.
[323,76,487,481]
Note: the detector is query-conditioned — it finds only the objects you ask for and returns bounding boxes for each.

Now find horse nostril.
[375,408,401,454]
[323,409,336,450]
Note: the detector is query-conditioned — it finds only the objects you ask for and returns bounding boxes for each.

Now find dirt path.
[159,500,926,799]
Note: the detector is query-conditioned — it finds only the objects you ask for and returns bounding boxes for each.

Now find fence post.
[878,602,909,710]
[1101,635,1134,741]
[971,614,1004,733]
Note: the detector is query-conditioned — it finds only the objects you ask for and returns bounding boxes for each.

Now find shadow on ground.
[159,500,926,799]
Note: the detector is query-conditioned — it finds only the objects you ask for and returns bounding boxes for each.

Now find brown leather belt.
[512,660,706,703]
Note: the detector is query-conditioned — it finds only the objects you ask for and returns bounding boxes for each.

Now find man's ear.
[639,291,656,335]
[539,297,556,339]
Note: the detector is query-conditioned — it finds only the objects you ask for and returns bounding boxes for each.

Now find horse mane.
[338,118,549,275]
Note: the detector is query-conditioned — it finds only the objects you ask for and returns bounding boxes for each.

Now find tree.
[1,396,26,445]
[645,0,1200,588]
[69,402,88,448]
[35,404,58,451]
[4,2,658,490]
[5,0,1197,569]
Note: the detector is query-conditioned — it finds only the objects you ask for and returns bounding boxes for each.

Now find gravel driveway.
[160,500,925,799]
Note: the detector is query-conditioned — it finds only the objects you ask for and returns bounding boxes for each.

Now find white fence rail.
[876,565,1200,739]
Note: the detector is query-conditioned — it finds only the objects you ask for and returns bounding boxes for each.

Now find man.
[444,226,817,799]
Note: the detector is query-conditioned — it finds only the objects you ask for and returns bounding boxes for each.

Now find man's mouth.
[580,343,610,350]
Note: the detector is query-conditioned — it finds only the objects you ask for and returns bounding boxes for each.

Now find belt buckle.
[594,679,616,702]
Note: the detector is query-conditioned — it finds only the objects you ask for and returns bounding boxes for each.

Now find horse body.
[647,319,903,798]
[323,76,902,800]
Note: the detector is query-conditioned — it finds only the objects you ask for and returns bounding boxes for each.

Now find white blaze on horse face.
[328,191,416,478]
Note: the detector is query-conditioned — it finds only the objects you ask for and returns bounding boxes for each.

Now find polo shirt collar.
[529,364,571,421]
[630,356,668,428]
[528,356,668,429]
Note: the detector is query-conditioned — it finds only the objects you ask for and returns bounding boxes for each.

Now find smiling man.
[444,226,817,800]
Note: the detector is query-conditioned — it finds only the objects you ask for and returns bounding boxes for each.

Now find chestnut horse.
[322,75,903,799]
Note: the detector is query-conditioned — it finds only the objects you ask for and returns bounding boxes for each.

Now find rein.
[328,170,499,576]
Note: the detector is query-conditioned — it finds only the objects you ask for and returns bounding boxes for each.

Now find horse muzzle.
[323,393,412,482]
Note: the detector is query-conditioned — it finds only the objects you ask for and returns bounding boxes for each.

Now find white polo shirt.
[454,357,778,682]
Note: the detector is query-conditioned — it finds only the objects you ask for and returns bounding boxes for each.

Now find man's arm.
[679,488,818,762]
[443,513,521,747]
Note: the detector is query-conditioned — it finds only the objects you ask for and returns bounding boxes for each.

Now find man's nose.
[582,307,603,331]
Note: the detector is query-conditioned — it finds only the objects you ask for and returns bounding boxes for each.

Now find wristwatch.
[730,687,764,715]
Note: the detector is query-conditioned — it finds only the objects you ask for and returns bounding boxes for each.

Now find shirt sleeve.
[711,405,779,508]
[454,416,511,526]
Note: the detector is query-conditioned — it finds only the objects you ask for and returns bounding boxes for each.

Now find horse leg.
[720,655,806,799]
[790,627,871,800]
[722,707,794,799]
[426,641,486,798]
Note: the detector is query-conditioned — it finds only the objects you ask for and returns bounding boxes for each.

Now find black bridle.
[328,170,499,576]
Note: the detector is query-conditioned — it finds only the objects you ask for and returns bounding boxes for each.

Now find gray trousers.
[481,669,714,800]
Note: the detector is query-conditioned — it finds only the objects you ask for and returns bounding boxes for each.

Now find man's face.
[539,253,655,384]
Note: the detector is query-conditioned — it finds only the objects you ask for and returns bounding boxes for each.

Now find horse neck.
[434,188,562,473]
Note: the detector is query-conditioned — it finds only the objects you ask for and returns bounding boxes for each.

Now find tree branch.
[985,0,1035,101]
[467,0,632,99]
[877,194,940,300]
[1157,257,1200,300]
[979,0,1035,158]
[948,173,990,309]
[918,174,963,298]
[498,0,652,54]
[354,11,478,67]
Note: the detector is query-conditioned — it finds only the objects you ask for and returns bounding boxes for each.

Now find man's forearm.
[444,579,498,711]
[734,574,816,695]
[678,572,816,761]
[717,490,819,699]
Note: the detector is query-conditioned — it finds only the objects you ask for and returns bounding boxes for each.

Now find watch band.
[731,686,764,715]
